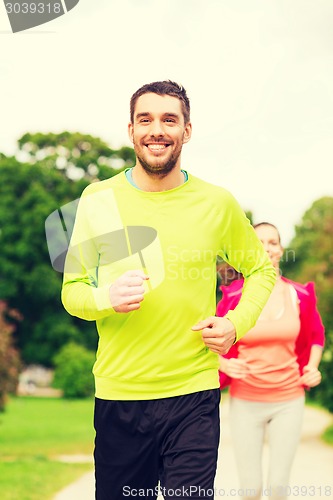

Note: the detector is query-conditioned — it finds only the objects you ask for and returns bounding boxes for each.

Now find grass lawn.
[0,397,95,500]
[1,397,331,499]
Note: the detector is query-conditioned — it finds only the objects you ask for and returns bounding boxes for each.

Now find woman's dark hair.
[130,80,190,124]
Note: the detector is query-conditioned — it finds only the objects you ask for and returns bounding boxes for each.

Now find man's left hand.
[192,316,236,355]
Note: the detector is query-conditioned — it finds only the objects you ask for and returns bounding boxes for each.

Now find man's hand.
[192,316,236,355]
[109,270,149,313]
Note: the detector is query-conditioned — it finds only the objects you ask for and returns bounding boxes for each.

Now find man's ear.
[128,122,134,143]
[183,122,192,144]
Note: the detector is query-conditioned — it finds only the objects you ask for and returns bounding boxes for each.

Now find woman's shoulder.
[281,277,316,299]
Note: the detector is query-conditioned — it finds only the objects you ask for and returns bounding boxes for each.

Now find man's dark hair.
[130,80,190,124]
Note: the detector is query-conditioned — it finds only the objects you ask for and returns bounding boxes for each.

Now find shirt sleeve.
[61,188,116,321]
[305,282,325,348]
[217,194,276,341]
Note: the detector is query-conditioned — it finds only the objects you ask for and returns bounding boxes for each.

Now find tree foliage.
[0,301,22,411]
[282,197,333,412]
[17,132,135,181]
[0,155,92,364]
[0,132,134,366]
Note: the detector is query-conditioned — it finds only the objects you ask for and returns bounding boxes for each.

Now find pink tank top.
[230,283,305,402]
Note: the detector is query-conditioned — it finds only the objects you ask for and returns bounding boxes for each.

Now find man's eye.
[165,119,176,123]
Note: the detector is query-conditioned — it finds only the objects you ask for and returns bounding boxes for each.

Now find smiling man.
[129,91,191,182]
[61,80,276,500]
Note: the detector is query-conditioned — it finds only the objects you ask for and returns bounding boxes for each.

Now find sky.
[1,0,332,245]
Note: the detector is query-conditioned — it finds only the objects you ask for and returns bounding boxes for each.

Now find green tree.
[0,301,21,411]
[282,197,333,412]
[0,155,92,365]
[0,132,136,367]
[17,132,135,181]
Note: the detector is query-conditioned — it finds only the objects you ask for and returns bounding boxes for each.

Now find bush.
[53,342,95,398]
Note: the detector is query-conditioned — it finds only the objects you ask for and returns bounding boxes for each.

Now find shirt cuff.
[92,284,115,313]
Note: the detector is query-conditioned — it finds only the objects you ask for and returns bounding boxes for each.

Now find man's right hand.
[109,270,149,313]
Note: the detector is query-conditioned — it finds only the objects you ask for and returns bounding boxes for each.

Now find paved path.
[53,397,333,499]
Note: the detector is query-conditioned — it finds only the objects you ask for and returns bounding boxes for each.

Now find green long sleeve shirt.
[62,171,276,400]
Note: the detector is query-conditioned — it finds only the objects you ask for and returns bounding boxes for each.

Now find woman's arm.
[299,344,323,388]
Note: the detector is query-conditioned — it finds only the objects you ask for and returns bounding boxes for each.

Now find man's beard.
[134,145,182,177]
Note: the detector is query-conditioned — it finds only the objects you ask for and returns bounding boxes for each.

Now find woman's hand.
[300,365,322,388]
[219,357,250,379]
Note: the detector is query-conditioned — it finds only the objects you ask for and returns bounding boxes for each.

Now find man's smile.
[145,143,171,152]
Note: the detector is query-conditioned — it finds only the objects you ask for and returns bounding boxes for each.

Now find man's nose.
[149,120,165,136]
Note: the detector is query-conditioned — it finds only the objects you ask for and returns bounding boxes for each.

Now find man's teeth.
[147,144,167,150]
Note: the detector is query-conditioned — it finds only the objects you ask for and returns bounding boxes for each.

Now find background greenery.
[0,397,94,500]
[282,197,333,411]
[0,132,332,411]
[0,396,331,500]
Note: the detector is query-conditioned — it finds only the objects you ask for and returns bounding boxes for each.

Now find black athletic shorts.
[94,388,221,500]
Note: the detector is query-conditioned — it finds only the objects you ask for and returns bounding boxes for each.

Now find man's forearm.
[225,266,276,341]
